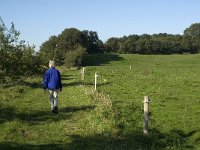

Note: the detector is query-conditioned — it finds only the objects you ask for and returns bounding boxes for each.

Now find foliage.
[39,28,104,67]
[39,36,58,65]
[39,28,87,66]
[82,30,104,53]
[105,23,200,54]
[183,23,200,52]
[39,22,200,66]
[57,28,87,51]
[104,37,122,53]
[184,23,200,37]
[64,45,87,68]
[29,22,200,69]
[0,18,42,84]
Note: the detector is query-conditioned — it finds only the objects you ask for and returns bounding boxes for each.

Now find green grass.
[84,54,200,149]
[1,54,200,149]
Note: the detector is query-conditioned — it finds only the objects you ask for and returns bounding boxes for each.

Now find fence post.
[81,67,85,80]
[143,96,150,135]
[95,72,98,91]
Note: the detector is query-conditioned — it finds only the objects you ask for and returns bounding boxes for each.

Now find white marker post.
[81,67,85,80]
[143,96,150,135]
[130,65,132,69]
[95,72,98,91]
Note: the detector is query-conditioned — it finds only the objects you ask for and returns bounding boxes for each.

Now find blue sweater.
[43,67,62,90]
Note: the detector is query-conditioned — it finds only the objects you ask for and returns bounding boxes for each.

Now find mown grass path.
[0,69,112,149]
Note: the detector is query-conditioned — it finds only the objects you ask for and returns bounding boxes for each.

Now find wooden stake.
[81,67,85,80]
[143,96,150,135]
[95,72,97,90]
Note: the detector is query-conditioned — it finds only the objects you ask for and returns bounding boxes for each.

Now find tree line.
[40,23,200,63]
[105,23,200,54]
[1,16,200,84]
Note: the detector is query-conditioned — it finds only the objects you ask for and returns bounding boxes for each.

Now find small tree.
[64,46,87,68]
[0,17,42,84]
[39,35,58,65]
[183,23,200,52]
[0,18,25,82]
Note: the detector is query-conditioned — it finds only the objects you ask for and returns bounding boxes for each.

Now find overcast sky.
[1,0,200,51]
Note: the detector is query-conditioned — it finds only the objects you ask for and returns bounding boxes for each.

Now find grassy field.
[0,54,200,149]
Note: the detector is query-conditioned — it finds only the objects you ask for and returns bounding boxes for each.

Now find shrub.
[0,18,43,85]
[64,46,87,68]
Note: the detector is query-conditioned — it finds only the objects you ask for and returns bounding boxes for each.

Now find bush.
[0,18,43,84]
[64,46,87,68]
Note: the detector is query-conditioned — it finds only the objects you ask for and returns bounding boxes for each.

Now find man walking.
[43,60,62,114]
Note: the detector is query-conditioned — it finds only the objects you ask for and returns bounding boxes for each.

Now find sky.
[1,0,200,51]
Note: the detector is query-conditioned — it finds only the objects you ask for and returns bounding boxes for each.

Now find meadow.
[0,54,200,149]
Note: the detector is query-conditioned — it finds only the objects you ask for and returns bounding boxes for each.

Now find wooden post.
[95,72,98,91]
[81,67,85,80]
[143,96,150,135]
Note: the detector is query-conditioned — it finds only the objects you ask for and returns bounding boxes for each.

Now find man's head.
[49,60,55,68]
